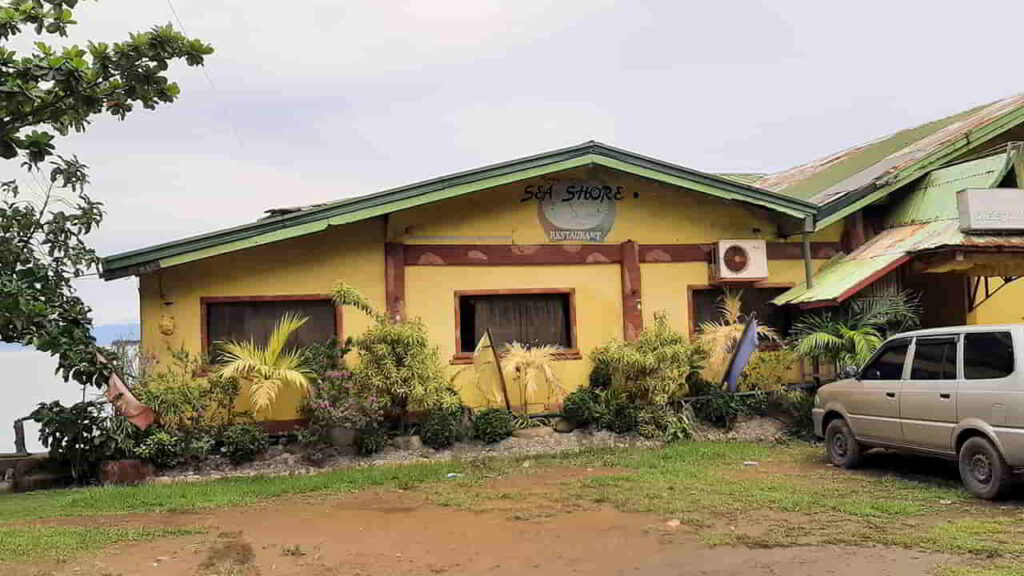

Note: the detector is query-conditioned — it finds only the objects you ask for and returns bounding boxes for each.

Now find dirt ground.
[10,468,953,576]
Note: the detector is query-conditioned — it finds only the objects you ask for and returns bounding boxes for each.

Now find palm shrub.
[790,288,921,371]
[500,342,564,415]
[695,289,779,384]
[590,312,706,405]
[217,313,314,416]
[332,283,456,430]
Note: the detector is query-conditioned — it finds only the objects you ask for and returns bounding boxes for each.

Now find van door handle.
[885,392,896,398]
[939,393,951,400]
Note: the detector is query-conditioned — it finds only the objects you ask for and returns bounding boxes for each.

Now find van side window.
[862,339,909,380]
[964,332,1014,380]
[910,337,957,380]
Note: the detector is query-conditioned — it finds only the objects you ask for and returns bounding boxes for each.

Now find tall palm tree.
[217,312,313,415]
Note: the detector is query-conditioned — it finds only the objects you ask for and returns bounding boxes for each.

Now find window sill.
[450,350,583,365]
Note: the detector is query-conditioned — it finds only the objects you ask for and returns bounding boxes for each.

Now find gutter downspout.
[801,215,815,289]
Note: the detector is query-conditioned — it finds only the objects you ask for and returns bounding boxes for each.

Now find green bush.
[589,313,706,405]
[220,423,269,464]
[419,404,464,450]
[690,388,769,430]
[776,389,816,438]
[30,400,131,482]
[355,426,390,456]
[635,404,691,441]
[136,429,185,469]
[472,409,515,444]
[304,337,353,379]
[562,387,603,426]
[597,390,639,434]
[738,348,799,392]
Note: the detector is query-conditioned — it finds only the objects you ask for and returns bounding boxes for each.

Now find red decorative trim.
[620,240,643,341]
[199,294,342,358]
[452,288,579,360]
[385,243,406,321]
[406,244,621,266]
[403,242,841,266]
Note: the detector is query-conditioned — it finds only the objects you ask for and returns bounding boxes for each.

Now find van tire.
[825,418,862,469]
[958,436,1010,500]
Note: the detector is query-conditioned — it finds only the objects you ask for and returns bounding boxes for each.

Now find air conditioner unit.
[713,239,769,282]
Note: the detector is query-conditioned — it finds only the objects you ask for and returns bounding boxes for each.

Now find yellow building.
[101,93,1024,426]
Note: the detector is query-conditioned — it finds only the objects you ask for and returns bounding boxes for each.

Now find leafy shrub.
[473,409,515,443]
[220,422,270,464]
[333,283,456,430]
[30,400,127,482]
[562,387,603,426]
[302,370,388,443]
[136,346,243,432]
[419,404,465,450]
[303,337,352,379]
[355,426,390,456]
[690,388,769,430]
[597,389,639,434]
[775,389,816,438]
[590,313,706,405]
[739,348,799,392]
[136,429,185,469]
[184,432,217,461]
[635,404,691,442]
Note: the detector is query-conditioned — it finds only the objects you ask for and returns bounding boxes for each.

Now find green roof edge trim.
[100,141,817,279]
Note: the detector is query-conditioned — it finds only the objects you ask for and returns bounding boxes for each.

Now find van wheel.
[825,418,862,469]
[958,437,1010,500]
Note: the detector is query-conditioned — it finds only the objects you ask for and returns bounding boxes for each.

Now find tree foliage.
[0,1,212,387]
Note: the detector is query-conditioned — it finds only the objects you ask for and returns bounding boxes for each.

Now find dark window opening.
[964,332,1014,380]
[692,287,791,337]
[205,299,337,360]
[458,292,573,353]
[862,339,910,380]
[910,336,957,380]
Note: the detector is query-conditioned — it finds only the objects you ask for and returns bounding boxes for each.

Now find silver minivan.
[813,324,1024,499]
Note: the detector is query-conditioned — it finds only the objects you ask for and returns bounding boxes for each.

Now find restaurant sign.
[958,188,1024,232]
[521,180,624,242]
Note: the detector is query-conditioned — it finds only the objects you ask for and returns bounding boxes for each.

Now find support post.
[385,242,406,321]
[13,418,26,455]
[620,240,643,341]
[802,216,815,290]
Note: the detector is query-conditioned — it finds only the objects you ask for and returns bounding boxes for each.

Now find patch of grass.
[938,563,1024,576]
[0,525,201,561]
[0,460,465,523]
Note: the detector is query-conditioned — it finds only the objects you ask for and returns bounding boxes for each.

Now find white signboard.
[957,188,1024,232]
[521,180,624,242]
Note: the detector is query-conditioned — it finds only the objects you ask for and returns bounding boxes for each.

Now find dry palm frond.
[696,289,778,384]
[500,342,564,413]
[217,312,314,415]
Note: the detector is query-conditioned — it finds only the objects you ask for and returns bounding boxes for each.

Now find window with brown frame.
[690,286,791,336]
[203,297,339,359]
[456,290,575,354]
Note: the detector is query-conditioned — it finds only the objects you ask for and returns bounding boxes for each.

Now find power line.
[164,0,246,149]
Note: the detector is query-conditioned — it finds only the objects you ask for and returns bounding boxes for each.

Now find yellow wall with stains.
[136,166,835,420]
[968,278,1024,325]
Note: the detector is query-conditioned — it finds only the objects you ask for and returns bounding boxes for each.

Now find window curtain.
[472,294,569,349]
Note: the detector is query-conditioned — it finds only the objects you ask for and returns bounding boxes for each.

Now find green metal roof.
[100,141,817,279]
[759,93,1024,229]
[714,173,766,185]
[884,152,1011,227]
[771,251,909,307]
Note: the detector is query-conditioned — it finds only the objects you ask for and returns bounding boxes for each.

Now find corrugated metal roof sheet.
[884,153,1011,227]
[759,94,1024,209]
[714,173,765,186]
[771,251,907,306]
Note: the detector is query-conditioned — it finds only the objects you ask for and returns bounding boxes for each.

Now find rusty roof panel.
[760,94,1024,207]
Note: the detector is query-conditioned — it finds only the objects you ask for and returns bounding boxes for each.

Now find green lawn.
[2,441,1022,574]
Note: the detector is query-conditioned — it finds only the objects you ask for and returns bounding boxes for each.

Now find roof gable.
[100,141,816,279]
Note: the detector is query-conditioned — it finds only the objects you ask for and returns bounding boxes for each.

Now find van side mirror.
[843,365,860,379]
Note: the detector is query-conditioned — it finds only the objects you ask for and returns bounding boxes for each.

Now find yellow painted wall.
[968,278,1024,325]
[138,219,387,420]
[137,166,834,419]
[405,265,623,412]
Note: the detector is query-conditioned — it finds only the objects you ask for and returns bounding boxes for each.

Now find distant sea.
[0,323,139,453]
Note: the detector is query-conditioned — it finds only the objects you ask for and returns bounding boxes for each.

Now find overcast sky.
[8,0,1024,325]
